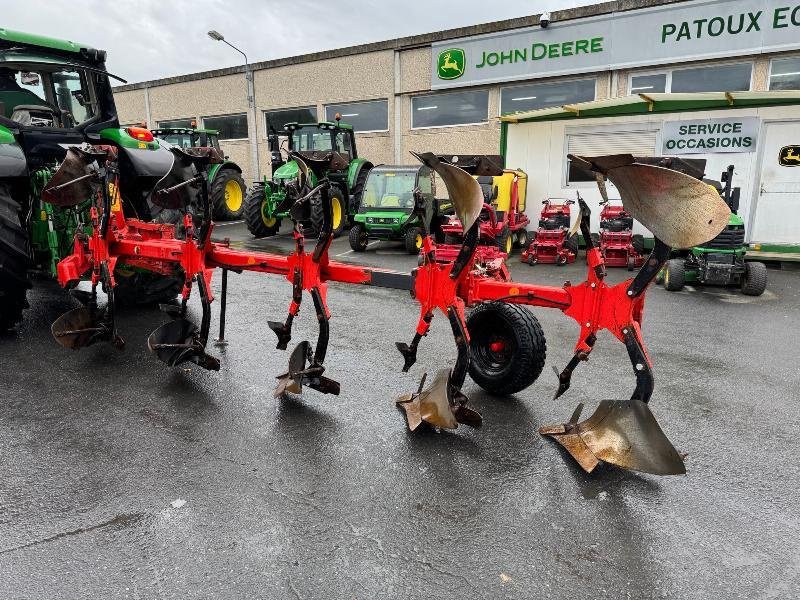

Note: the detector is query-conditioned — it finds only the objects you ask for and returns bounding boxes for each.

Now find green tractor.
[151,124,246,221]
[348,164,452,254]
[244,117,372,238]
[0,29,180,331]
[661,165,767,296]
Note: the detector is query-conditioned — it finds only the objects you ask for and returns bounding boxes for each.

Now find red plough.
[46,145,731,476]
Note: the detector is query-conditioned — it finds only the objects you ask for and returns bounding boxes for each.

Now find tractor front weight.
[46,144,731,478]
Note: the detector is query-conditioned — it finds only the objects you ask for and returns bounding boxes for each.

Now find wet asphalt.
[1,220,799,600]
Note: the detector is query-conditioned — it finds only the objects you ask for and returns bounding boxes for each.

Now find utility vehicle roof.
[283,121,354,132]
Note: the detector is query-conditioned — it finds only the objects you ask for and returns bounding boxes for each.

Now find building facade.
[113,0,800,249]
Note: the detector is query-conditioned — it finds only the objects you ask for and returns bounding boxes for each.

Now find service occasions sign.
[661,117,761,155]
[432,0,800,88]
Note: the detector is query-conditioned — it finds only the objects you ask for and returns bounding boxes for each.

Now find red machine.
[521,198,578,265]
[438,156,529,255]
[596,199,646,270]
[42,145,731,477]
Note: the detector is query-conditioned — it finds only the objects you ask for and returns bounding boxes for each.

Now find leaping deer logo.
[437,48,465,80]
[779,145,800,167]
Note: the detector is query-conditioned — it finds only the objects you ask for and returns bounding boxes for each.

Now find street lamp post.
[208,30,260,181]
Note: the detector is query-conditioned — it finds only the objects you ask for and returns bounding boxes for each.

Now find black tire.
[632,234,645,256]
[210,168,246,221]
[497,225,512,254]
[515,229,529,248]
[467,302,547,396]
[348,224,368,252]
[0,183,30,331]
[309,184,346,238]
[664,258,685,291]
[114,269,183,307]
[741,261,767,296]
[404,226,424,254]
[244,183,280,238]
[349,167,371,222]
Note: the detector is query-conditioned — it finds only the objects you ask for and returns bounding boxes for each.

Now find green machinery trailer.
[0,28,180,330]
[244,117,372,238]
[661,165,767,296]
[151,124,246,221]
[348,164,452,253]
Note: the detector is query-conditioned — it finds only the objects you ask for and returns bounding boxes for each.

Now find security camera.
[540,12,551,28]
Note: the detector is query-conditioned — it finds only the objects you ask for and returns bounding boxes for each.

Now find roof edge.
[113,0,691,92]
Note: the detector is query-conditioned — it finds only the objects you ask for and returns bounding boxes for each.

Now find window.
[411,90,489,128]
[770,57,800,90]
[629,63,752,94]
[671,63,751,93]
[264,106,316,135]
[324,99,388,132]
[500,78,596,114]
[565,127,658,184]
[158,118,194,129]
[202,113,248,140]
[630,73,667,94]
[1,65,97,127]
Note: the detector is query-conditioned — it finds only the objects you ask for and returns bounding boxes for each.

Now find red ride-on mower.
[521,198,578,265]
[594,198,646,270]
[437,155,529,255]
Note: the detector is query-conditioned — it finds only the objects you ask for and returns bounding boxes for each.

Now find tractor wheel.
[114,268,183,307]
[467,302,546,396]
[244,183,280,238]
[663,259,685,291]
[309,184,346,238]
[497,225,513,255]
[349,168,370,223]
[515,229,529,248]
[349,224,368,252]
[210,168,246,221]
[632,234,645,256]
[0,183,31,331]
[404,226,424,254]
[741,261,767,296]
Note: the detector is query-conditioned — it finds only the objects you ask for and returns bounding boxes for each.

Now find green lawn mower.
[348,164,452,254]
[0,29,181,331]
[660,165,767,296]
[151,124,246,221]
[244,117,372,238]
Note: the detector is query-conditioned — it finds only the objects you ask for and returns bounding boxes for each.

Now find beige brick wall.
[114,88,147,125]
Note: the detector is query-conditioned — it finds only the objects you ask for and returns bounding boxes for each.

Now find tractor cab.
[284,119,357,160]
[0,32,124,164]
[152,125,222,153]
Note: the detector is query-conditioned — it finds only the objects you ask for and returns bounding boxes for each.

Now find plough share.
[46,144,730,476]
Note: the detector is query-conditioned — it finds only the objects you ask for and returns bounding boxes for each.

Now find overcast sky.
[4,0,599,83]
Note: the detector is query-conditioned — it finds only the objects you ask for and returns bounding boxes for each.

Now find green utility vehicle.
[348,164,451,253]
[0,29,180,330]
[151,124,246,220]
[661,165,767,296]
[244,117,372,238]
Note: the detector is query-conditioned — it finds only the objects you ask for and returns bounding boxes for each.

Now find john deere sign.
[662,117,760,155]
[431,0,800,89]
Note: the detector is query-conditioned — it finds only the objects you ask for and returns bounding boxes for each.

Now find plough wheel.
[466,302,546,396]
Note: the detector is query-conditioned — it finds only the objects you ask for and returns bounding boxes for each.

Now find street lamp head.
[207,30,224,41]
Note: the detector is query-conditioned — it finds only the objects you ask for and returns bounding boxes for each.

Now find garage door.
[752,121,800,244]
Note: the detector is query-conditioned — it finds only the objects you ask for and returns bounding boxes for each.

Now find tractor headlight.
[367,217,374,223]
[393,218,400,224]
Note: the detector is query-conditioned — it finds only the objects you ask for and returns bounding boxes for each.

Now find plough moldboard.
[45,143,731,476]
